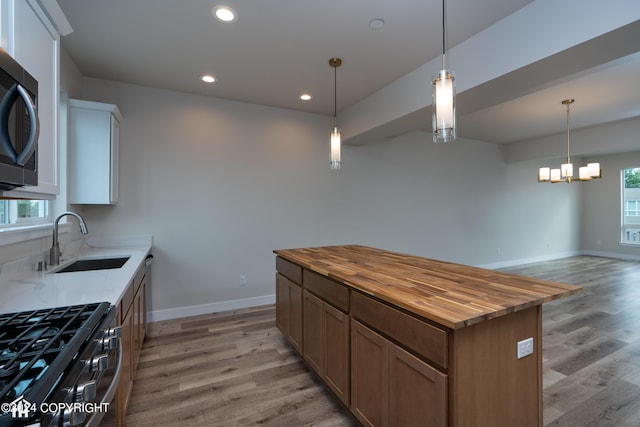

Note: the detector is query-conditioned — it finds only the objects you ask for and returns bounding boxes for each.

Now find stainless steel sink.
[54,256,130,273]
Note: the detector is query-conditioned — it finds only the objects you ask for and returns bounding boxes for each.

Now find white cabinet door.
[110,110,120,203]
[69,99,122,205]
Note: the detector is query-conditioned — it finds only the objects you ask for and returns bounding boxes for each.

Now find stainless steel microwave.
[0,48,38,192]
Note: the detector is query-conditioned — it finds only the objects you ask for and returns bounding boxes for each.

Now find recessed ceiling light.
[300,94,312,101]
[201,74,216,83]
[213,5,237,23]
[369,18,384,30]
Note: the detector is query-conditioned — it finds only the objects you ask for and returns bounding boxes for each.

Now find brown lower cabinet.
[351,320,447,427]
[275,253,547,427]
[275,273,302,353]
[302,290,350,405]
[114,264,147,426]
[351,319,447,427]
[350,319,388,426]
[114,305,132,426]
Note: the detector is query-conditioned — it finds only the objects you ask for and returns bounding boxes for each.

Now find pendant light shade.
[433,70,455,143]
[330,126,341,169]
[329,58,342,170]
[432,0,456,143]
[538,99,601,183]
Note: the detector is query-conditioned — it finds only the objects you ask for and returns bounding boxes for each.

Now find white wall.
[581,151,640,259]
[73,78,580,319]
[79,78,354,316]
[505,117,640,163]
[343,132,580,266]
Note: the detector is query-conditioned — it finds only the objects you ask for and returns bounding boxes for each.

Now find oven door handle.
[86,337,123,427]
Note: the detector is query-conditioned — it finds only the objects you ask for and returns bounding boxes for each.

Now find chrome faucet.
[49,211,88,265]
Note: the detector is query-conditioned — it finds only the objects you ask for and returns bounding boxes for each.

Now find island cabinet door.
[323,303,350,406]
[351,320,389,427]
[288,282,303,352]
[275,273,302,352]
[351,319,448,427]
[303,290,325,373]
[303,290,350,406]
[275,274,289,337]
[389,345,447,427]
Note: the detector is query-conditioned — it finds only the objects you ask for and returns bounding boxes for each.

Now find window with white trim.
[622,167,640,244]
[0,200,49,227]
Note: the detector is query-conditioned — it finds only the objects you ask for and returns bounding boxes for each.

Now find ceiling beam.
[341,0,640,146]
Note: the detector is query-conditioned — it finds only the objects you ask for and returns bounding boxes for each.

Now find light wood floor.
[125,255,640,426]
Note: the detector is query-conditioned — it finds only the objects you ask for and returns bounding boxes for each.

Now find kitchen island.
[274,245,581,427]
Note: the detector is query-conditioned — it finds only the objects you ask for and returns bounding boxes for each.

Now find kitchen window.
[0,199,49,227]
[621,167,640,244]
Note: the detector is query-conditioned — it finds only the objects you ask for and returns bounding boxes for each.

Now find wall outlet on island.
[240,275,247,286]
[517,337,534,359]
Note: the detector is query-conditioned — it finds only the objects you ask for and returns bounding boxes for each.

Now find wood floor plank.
[126,256,640,426]
[545,378,640,426]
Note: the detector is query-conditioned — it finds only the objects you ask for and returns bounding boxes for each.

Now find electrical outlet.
[517,337,534,359]
[239,275,247,286]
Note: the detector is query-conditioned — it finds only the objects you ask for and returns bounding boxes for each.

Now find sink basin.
[54,256,130,273]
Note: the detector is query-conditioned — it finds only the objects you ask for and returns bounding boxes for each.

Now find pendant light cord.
[329,58,342,128]
[566,101,571,163]
[441,0,447,70]
[333,64,338,127]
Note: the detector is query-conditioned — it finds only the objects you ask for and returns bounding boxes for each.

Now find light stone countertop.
[0,235,152,314]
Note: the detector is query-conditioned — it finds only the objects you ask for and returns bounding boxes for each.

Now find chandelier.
[538,99,601,183]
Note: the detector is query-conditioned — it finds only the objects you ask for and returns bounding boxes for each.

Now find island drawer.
[303,269,350,313]
[351,291,448,369]
[276,257,302,284]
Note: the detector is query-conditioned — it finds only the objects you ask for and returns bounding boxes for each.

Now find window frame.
[621,167,640,246]
[0,199,50,228]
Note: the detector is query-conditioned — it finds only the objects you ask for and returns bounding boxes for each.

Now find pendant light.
[538,99,601,183]
[329,58,342,170]
[432,0,455,143]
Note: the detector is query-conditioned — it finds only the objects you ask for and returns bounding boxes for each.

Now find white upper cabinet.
[68,99,122,205]
[0,0,71,198]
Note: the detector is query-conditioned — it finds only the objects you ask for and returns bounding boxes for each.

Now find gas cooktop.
[0,303,112,426]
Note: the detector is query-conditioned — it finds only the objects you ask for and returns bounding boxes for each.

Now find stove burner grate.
[0,302,111,415]
[0,362,18,379]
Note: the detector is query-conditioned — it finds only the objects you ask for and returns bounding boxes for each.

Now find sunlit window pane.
[622,167,640,244]
[0,200,49,227]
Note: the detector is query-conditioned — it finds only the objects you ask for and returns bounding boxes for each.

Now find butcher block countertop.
[273,245,581,329]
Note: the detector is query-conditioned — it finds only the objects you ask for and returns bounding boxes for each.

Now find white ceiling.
[57,0,640,145]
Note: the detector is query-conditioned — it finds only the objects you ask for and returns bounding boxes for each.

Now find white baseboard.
[148,294,275,323]
[477,251,581,270]
[581,250,640,262]
[479,249,640,270]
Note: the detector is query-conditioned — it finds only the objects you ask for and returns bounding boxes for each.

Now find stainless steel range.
[0,302,120,427]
